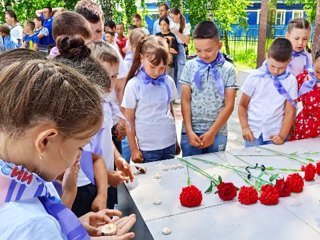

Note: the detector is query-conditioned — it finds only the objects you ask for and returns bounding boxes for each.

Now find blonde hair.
[0,59,103,137]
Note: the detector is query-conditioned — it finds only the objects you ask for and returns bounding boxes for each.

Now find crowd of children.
[0,0,319,239]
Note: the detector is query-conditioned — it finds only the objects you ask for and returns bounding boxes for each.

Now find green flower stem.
[257,147,308,165]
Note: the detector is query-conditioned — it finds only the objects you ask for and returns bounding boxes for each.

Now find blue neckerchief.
[136,67,171,105]
[298,66,320,96]
[253,61,297,108]
[292,50,310,70]
[193,52,225,96]
[0,159,89,240]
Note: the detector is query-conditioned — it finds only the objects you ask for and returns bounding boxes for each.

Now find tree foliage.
[285,0,317,22]
[0,0,77,23]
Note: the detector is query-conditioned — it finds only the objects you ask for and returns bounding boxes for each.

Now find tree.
[98,0,114,21]
[257,0,269,68]
[312,0,320,59]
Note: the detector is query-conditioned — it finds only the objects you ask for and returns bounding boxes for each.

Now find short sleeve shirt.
[171,22,191,44]
[23,34,39,49]
[241,70,298,141]
[180,59,238,135]
[34,27,49,46]
[40,15,55,45]
[122,75,178,151]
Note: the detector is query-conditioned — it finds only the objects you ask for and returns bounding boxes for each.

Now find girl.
[169,7,190,96]
[55,35,110,217]
[122,35,180,163]
[286,18,312,77]
[88,41,134,209]
[0,55,136,239]
[290,50,320,140]
[156,16,179,81]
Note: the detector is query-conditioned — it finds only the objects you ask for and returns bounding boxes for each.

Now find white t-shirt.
[170,22,191,44]
[77,143,93,187]
[122,75,178,151]
[0,197,65,239]
[10,24,23,47]
[241,71,298,141]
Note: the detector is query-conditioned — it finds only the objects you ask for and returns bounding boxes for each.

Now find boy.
[180,21,238,156]
[0,25,18,51]
[115,23,127,58]
[33,17,49,53]
[238,38,297,147]
[105,31,116,46]
[22,21,39,51]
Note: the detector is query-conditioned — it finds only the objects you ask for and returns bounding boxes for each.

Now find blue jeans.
[174,43,186,97]
[121,137,131,163]
[244,134,272,147]
[181,132,227,157]
[141,144,176,163]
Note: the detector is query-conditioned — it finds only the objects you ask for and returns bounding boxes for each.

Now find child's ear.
[218,41,223,50]
[34,127,59,155]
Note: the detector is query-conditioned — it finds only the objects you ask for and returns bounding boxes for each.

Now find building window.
[275,10,286,25]
[292,10,304,19]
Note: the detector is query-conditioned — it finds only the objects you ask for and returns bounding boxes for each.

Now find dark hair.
[44,7,53,14]
[193,21,220,40]
[88,41,120,65]
[25,21,35,31]
[106,31,115,37]
[52,11,92,40]
[159,3,169,10]
[0,58,103,138]
[5,10,17,22]
[55,35,111,92]
[75,0,102,24]
[105,20,116,29]
[287,18,311,33]
[126,35,169,83]
[0,25,10,35]
[267,38,293,62]
[133,13,142,21]
[33,17,44,25]
[170,7,185,33]
[159,16,170,26]
[116,22,124,27]
[128,25,138,30]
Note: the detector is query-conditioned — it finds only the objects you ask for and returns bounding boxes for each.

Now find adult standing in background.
[170,7,190,97]
[36,7,64,47]
[153,3,172,34]
[4,10,23,47]
[132,13,150,35]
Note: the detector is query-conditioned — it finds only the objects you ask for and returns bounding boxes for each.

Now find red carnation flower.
[303,163,316,181]
[316,162,320,176]
[179,185,203,207]
[275,178,291,197]
[238,186,258,205]
[286,173,304,193]
[217,182,237,201]
[259,184,279,205]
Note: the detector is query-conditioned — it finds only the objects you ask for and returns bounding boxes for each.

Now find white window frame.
[292,10,304,19]
[246,10,260,25]
[275,10,286,25]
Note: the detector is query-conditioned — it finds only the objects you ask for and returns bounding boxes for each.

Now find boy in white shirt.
[238,38,297,147]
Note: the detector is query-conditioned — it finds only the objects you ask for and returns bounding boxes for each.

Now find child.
[289,50,320,140]
[55,35,111,217]
[132,13,150,35]
[238,38,297,147]
[286,18,312,77]
[106,31,116,46]
[0,55,136,239]
[156,16,179,81]
[122,35,179,163]
[22,21,39,51]
[116,23,127,58]
[33,17,49,53]
[88,41,135,209]
[50,11,92,57]
[180,21,237,156]
[0,25,18,51]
